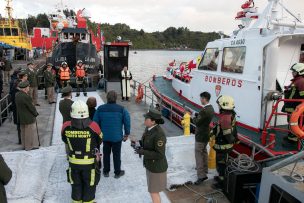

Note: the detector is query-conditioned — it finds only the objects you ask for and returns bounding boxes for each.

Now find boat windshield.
[198,48,219,71]
[221,46,246,74]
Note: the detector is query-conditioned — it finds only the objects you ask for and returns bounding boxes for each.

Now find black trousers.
[76,78,87,95]
[67,166,100,202]
[103,141,122,175]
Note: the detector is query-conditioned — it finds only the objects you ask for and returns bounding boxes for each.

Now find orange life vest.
[60,67,70,80]
[76,65,86,78]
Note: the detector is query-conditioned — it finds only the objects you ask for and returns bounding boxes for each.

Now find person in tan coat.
[15,81,40,150]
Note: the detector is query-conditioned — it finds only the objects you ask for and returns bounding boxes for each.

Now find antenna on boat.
[278,1,302,23]
[5,0,13,21]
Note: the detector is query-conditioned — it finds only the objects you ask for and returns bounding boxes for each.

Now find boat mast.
[5,0,13,35]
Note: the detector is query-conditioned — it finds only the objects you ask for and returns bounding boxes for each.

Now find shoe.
[52,101,56,103]
[194,177,208,185]
[212,182,223,190]
[76,94,80,97]
[83,93,87,97]
[49,102,52,104]
[35,104,40,106]
[103,172,109,177]
[114,170,125,179]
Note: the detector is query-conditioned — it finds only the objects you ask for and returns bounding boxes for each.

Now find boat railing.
[131,79,196,130]
[262,98,304,150]
[0,94,12,126]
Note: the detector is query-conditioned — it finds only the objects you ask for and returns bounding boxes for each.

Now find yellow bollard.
[208,137,216,169]
[181,112,191,136]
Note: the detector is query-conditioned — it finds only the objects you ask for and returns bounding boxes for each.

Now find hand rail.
[0,94,12,125]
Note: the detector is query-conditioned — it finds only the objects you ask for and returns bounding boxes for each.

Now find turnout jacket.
[15,91,38,125]
[193,104,215,143]
[0,155,12,203]
[61,119,102,169]
[283,76,304,113]
[142,125,168,173]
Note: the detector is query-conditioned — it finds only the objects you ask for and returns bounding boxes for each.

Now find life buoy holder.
[290,102,304,138]
[135,84,144,103]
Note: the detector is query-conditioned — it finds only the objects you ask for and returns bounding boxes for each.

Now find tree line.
[25,11,220,50]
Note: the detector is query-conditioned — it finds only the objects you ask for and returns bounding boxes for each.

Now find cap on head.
[27,62,33,66]
[18,71,27,77]
[71,100,89,119]
[144,107,164,124]
[290,63,304,75]
[77,60,83,64]
[217,95,235,110]
[61,61,68,66]
[61,86,72,94]
[47,63,53,67]
[18,80,30,89]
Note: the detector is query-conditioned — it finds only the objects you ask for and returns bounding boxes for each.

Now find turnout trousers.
[67,166,100,203]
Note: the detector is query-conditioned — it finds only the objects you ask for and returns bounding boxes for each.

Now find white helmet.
[217,95,235,110]
[71,100,89,119]
[290,63,304,75]
[62,61,68,66]
[77,60,83,64]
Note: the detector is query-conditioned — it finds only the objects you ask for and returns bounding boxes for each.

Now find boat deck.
[151,76,298,154]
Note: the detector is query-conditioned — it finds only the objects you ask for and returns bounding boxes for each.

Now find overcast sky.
[0,0,303,34]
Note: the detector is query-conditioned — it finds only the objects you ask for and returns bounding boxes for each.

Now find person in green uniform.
[15,81,40,151]
[44,63,56,104]
[59,86,74,123]
[0,154,12,203]
[26,62,42,106]
[135,108,168,203]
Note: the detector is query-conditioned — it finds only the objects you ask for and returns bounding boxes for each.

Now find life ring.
[135,84,144,103]
[290,102,304,138]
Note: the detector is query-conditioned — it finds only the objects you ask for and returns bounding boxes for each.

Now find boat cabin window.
[63,33,68,39]
[4,28,11,36]
[221,47,246,73]
[198,48,219,71]
[0,28,3,36]
[69,33,74,39]
[300,44,304,63]
[81,33,86,40]
[108,47,128,58]
[11,28,18,36]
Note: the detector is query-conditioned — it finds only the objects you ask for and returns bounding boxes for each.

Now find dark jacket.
[93,103,130,142]
[3,60,12,71]
[15,91,38,125]
[0,155,12,203]
[44,70,56,88]
[26,68,43,87]
[59,99,74,123]
[193,104,215,143]
[142,125,168,173]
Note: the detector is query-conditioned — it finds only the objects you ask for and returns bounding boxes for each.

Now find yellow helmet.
[71,100,89,119]
[290,63,304,75]
[217,95,235,110]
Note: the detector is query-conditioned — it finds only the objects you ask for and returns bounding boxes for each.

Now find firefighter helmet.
[290,63,304,75]
[71,100,89,119]
[77,60,83,64]
[61,61,68,66]
[217,95,235,110]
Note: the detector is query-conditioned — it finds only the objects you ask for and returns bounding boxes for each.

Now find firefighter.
[58,61,71,88]
[212,95,238,189]
[75,60,87,97]
[61,100,103,203]
[282,63,304,145]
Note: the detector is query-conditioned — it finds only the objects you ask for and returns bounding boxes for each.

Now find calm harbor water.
[129,50,202,83]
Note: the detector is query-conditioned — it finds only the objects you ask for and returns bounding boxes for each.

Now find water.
[129,50,202,83]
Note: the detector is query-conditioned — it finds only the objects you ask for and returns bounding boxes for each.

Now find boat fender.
[290,102,304,138]
[135,84,144,103]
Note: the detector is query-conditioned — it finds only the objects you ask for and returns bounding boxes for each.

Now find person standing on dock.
[44,63,56,104]
[61,100,102,203]
[58,62,71,88]
[135,107,167,203]
[75,60,87,97]
[59,86,74,123]
[26,62,41,106]
[93,90,130,178]
[15,81,40,151]
[3,58,12,85]
[120,66,132,101]
[0,154,12,203]
[10,70,27,144]
[193,92,214,185]
[282,63,304,145]
[212,95,238,189]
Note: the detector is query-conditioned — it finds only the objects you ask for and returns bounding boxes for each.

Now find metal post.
[170,103,173,122]
[133,81,136,96]
[0,100,2,125]
[144,86,147,104]
[152,92,154,107]
[6,96,9,118]
[266,150,304,172]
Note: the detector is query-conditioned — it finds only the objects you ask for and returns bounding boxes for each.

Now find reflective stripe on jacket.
[76,65,86,78]
[60,67,70,80]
